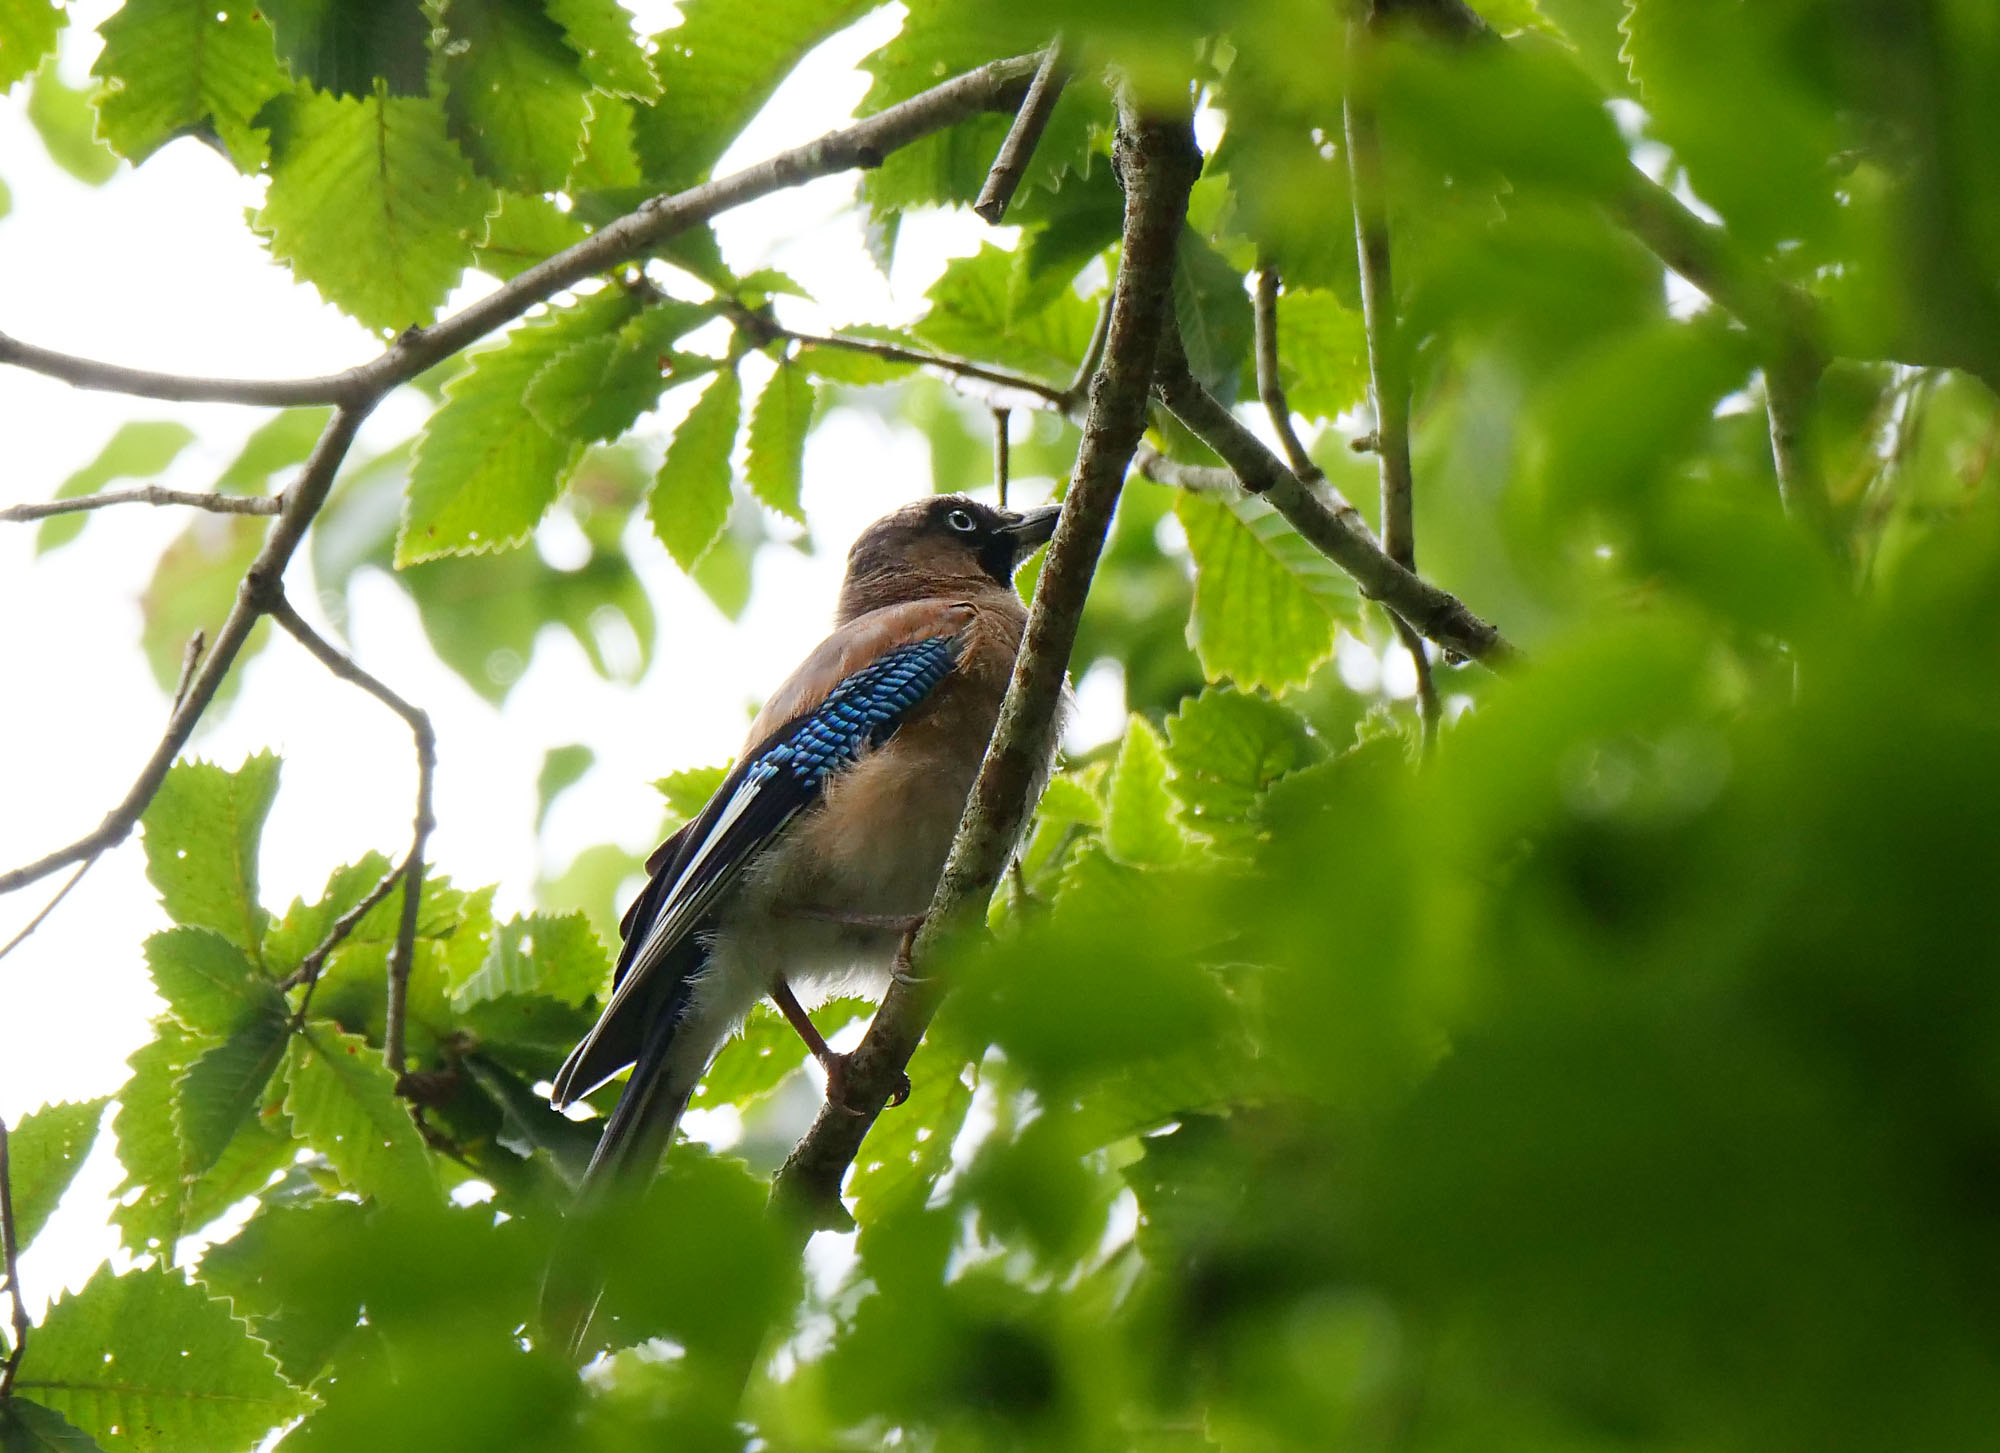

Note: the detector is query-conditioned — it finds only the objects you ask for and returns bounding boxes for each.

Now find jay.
[550,493,1061,1193]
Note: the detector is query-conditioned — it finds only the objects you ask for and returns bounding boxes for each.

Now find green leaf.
[631,0,871,190]
[173,1014,290,1176]
[535,744,595,831]
[214,408,331,493]
[90,0,288,171]
[399,288,640,564]
[1104,716,1186,868]
[695,999,867,1109]
[4,1098,108,1251]
[0,0,63,93]
[654,764,730,822]
[441,0,592,194]
[475,190,587,282]
[138,516,272,702]
[849,1031,977,1222]
[0,1399,107,1453]
[27,61,118,183]
[140,754,280,953]
[1174,230,1255,397]
[1177,491,1360,692]
[451,912,609,1010]
[1164,686,1323,850]
[282,1022,440,1206]
[459,1054,599,1186]
[144,926,283,1036]
[524,299,712,443]
[258,0,429,98]
[567,92,642,190]
[649,368,741,570]
[547,0,660,100]
[195,1198,368,1386]
[744,363,816,523]
[36,420,195,554]
[12,1264,306,1453]
[260,853,394,981]
[109,1020,293,1257]
[256,90,496,335]
[912,243,1103,386]
[1276,287,1369,423]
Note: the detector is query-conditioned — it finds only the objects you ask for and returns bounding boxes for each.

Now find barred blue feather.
[746,637,956,789]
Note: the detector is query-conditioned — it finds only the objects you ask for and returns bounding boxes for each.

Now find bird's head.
[836,494,1061,621]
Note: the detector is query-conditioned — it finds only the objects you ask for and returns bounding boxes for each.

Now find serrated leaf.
[475,189,587,281]
[548,0,660,99]
[173,1015,290,1176]
[0,0,63,93]
[195,1197,368,1386]
[524,299,712,443]
[441,0,591,193]
[849,1031,977,1222]
[631,0,871,190]
[90,0,286,170]
[649,368,741,570]
[1164,685,1323,850]
[567,91,642,190]
[140,755,280,953]
[144,926,283,1036]
[0,1399,107,1453]
[398,289,638,563]
[256,90,496,335]
[1177,491,1361,691]
[36,420,195,554]
[27,60,118,184]
[451,912,609,1009]
[744,363,815,523]
[283,1022,439,1206]
[653,763,730,822]
[261,853,395,981]
[4,1098,108,1251]
[913,243,1102,386]
[1104,716,1186,868]
[460,1054,600,1186]
[12,1264,306,1453]
[259,0,427,96]
[109,1020,293,1257]
[1276,287,1369,423]
[693,999,869,1110]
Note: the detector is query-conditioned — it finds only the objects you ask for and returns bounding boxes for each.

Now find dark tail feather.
[542,992,695,1358]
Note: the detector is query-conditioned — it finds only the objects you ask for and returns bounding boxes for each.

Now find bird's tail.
[541,989,697,1358]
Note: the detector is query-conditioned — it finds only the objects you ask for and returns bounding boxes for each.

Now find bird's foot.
[888,920,929,986]
[821,1052,913,1116]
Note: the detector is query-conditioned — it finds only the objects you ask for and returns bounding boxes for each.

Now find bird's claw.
[821,1053,913,1115]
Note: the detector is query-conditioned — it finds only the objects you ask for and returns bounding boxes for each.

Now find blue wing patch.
[551,635,958,1105]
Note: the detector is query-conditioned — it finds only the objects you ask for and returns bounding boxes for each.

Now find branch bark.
[1343,19,1442,742]
[973,41,1068,225]
[262,594,436,1076]
[770,97,1203,1226]
[0,486,284,523]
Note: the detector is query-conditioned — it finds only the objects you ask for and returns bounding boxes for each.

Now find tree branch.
[262,594,436,1077]
[1343,20,1442,743]
[0,1119,27,1398]
[0,330,363,407]
[734,307,1073,409]
[973,41,1068,225]
[1154,348,1518,668]
[1252,269,1324,485]
[0,486,284,524]
[2,53,1047,899]
[771,97,1203,1225]
[0,405,367,896]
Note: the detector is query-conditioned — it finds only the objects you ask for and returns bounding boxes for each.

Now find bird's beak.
[999,503,1061,561]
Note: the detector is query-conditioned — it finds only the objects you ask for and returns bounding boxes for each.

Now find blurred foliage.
[8,0,2000,1450]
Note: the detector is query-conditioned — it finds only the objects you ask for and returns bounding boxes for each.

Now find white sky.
[0,0,1114,1308]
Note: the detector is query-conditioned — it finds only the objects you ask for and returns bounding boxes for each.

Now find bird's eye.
[945,508,978,533]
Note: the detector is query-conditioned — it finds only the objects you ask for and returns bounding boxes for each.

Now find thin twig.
[277,861,408,999]
[1065,295,1115,408]
[973,41,1068,225]
[0,1120,27,1397]
[1343,21,1441,745]
[772,96,1203,1225]
[1131,444,1239,495]
[170,631,207,716]
[743,310,1072,408]
[0,858,96,965]
[1153,342,1518,668]
[262,594,436,1077]
[2,54,1046,900]
[993,408,1012,506]
[0,486,285,523]
[1252,268,1324,484]
[0,330,362,407]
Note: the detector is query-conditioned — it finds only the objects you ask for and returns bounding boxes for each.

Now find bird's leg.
[775,907,926,934]
[769,977,912,1114]
[888,922,927,987]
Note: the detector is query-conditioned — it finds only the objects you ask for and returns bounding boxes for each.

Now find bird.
[549,492,1062,1198]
